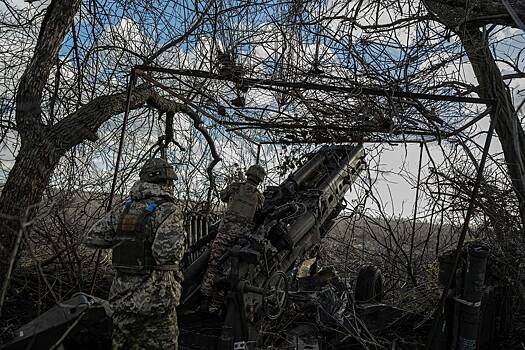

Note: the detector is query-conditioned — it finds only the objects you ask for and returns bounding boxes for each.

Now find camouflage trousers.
[201,215,251,298]
[112,310,178,350]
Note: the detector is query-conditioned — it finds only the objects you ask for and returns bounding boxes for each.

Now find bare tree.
[1,0,524,344]
[423,0,525,225]
[0,0,217,277]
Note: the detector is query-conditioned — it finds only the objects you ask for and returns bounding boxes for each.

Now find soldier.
[200,164,266,310]
[84,158,186,350]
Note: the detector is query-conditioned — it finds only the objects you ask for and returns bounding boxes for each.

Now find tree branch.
[46,82,222,211]
[144,1,212,65]
[15,0,81,143]
[426,0,525,29]
[48,85,155,152]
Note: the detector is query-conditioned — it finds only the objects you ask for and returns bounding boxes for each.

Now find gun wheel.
[263,271,288,320]
[355,265,383,303]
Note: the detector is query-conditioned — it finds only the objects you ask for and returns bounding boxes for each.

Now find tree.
[423,0,525,225]
[0,0,217,279]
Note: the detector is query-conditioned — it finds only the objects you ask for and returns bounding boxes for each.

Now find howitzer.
[0,144,409,350]
[181,144,365,291]
[178,144,372,349]
[2,145,517,350]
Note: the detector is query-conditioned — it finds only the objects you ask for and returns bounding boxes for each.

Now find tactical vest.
[112,198,170,274]
[225,182,260,221]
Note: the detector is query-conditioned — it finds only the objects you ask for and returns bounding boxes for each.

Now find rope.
[452,296,481,308]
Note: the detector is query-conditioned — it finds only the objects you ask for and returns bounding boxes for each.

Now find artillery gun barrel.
[184,249,211,281]
[284,145,365,249]
[317,147,365,196]
[285,211,318,249]
[291,151,327,188]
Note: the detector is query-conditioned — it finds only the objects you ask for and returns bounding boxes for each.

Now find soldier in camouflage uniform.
[200,164,266,309]
[85,158,186,350]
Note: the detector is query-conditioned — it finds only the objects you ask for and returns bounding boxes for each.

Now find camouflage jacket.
[85,181,186,315]
[220,181,264,221]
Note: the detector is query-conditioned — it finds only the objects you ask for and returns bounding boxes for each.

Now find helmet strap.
[246,176,260,185]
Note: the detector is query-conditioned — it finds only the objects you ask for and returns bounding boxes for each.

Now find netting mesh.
[141,67,491,145]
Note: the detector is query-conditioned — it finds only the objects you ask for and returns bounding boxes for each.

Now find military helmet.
[245,164,266,183]
[139,158,177,184]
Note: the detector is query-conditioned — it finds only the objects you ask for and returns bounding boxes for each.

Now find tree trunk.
[0,0,81,279]
[458,27,525,226]
[0,141,59,248]
[425,0,525,226]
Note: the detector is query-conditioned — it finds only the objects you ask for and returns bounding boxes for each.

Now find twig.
[0,201,50,315]
[0,210,29,316]
[23,228,59,303]
[425,102,498,349]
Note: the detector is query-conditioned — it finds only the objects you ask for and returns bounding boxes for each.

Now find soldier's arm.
[220,182,240,202]
[219,184,231,202]
[84,204,123,249]
[152,205,186,265]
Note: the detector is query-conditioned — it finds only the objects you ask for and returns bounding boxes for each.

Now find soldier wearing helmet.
[201,164,266,310]
[85,158,185,349]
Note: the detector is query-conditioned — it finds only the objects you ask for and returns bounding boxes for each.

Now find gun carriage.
[179,144,373,349]
[4,144,510,350]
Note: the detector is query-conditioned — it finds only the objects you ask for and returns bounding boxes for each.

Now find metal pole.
[133,65,496,105]
[90,70,137,294]
[426,104,498,349]
[256,144,261,164]
[409,142,424,283]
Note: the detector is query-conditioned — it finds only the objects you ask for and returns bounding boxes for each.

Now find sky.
[0,0,524,219]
